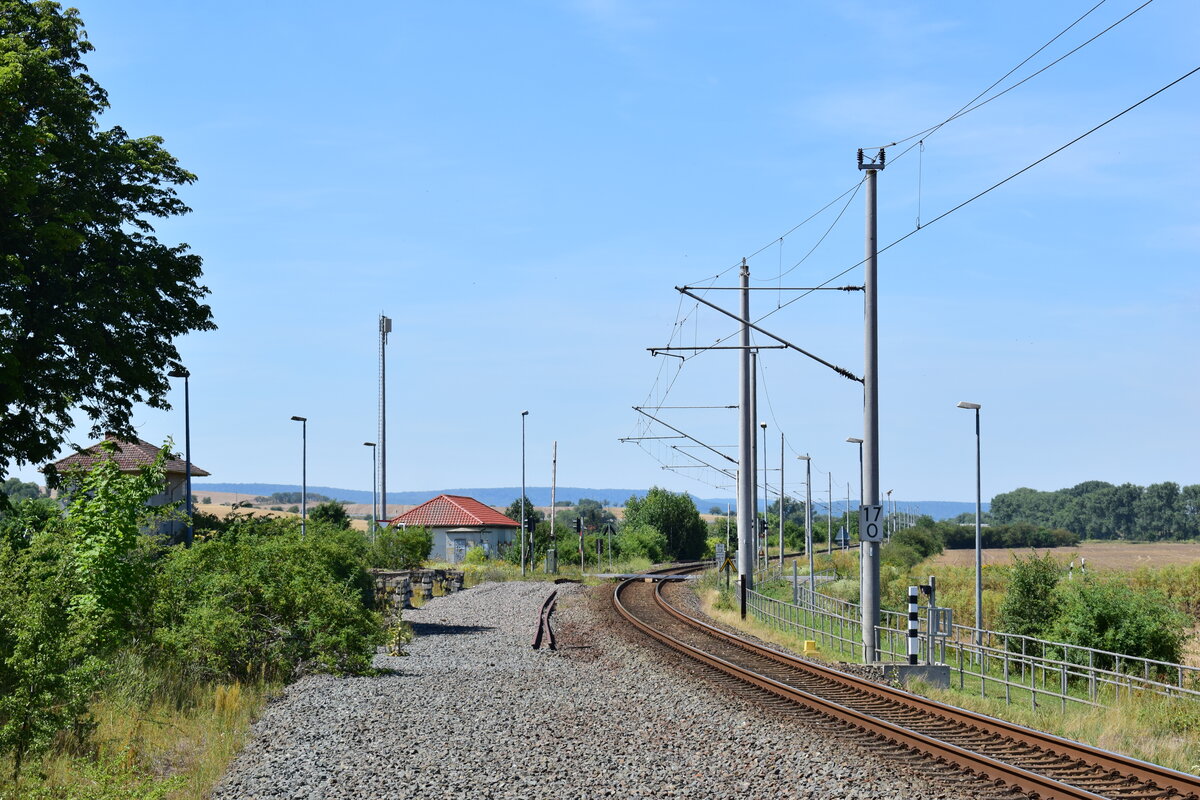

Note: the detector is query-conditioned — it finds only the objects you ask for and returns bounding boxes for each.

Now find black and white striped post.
[907,585,919,666]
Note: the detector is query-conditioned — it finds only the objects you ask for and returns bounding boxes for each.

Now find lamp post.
[760,421,768,571]
[845,437,863,509]
[290,416,307,537]
[957,401,983,644]
[886,488,893,540]
[521,410,529,577]
[797,454,813,605]
[168,367,192,547]
[363,442,377,539]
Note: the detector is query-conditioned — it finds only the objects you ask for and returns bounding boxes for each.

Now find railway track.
[614,566,1200,800]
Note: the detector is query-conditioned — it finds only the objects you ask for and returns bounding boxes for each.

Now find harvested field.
[929,540,1200,571]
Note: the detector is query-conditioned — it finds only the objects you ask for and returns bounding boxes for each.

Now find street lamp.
[760,421,768,571]
[290,416,307,537]
[521,410,529,577]
[168,367,192,547]
[957,401,983,644]
[797,454,813,605]
[845,437,863,510]
[363,442,377,540]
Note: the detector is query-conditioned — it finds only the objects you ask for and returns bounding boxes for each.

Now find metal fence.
[745,578,1200,711]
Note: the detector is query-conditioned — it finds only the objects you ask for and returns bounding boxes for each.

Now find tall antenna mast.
[379,314,392,522]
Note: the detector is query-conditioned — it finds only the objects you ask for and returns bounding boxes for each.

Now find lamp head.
[846,437,863,444]
[760,422,767,430]
[168,367,190,378]
[290,415,306,422]
[796,454,810,461]
[363,441,376,447]
[957,401,981,410]
[521,410,529,416]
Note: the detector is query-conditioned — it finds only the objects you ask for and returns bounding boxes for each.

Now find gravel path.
[212,581,988,799]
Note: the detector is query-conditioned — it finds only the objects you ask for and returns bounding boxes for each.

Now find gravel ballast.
[212,581,984,799]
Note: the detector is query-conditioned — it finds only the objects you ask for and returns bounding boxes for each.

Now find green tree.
[503,495,543,532]
[0,1,215,479]
[574,498,616,531]
[623,487,706,559]
[999,551,1062,641]
[310,500,351,530]
[0,478,43,501]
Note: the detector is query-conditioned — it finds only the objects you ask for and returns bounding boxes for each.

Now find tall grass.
[1,659,275,800]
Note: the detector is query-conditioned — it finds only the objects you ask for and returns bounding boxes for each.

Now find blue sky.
[14,0,1198,506]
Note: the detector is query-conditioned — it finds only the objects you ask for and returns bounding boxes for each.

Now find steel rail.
[654,582,1200,798]
[613,570,1200,800]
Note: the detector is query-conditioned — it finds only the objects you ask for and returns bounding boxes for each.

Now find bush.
[880,541,922,569]
[1049,575,1190,670]
[368,526,433,570]
[310,501,350,529]
[999,551,1061,641]
[150,531,382,683]
[891,526,943,560]
[616,523,668,563]
[0,535,102,779]
[462,545,489,565]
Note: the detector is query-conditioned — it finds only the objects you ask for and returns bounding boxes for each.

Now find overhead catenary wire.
[728,63,1200,334]
[630,4,1183,491]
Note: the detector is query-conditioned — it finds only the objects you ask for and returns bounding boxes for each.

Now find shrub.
[1049,575,1190,670]
[150,531,382,682]
[880,541,922,569]
[999,551,1061,641]
[368,526,432,570]
[616,523,668,563]
[462,545,488,565]
[310,501,350,529]
[0,535,102,779]
[891,526,943,560]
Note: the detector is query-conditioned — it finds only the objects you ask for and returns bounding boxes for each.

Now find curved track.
[614,567,1200,800]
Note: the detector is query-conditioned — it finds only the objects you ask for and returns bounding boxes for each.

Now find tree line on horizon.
[989,481,1200,541]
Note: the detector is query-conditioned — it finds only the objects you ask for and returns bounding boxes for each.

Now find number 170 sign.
[859,504,884,542]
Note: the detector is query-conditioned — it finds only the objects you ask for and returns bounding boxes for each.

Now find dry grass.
[3,680,274,799]
[929,541,1200,571]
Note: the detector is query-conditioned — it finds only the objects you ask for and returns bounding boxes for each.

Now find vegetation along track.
[613,565,1200,800]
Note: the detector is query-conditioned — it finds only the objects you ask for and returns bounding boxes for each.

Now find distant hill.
[193,483,987,519]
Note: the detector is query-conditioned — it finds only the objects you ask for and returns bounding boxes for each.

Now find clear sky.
[14,1,1198,506]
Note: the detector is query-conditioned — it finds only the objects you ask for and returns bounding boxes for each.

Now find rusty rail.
[613,567,1200,800]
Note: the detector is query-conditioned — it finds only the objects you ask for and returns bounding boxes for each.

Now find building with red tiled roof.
[46,435,209,541]
[49,435,210,481]
[387,494,518,563]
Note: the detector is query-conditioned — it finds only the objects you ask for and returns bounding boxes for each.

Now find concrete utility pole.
[778,433,784,570]
[550,440,557,568]
[827,472,833,555]
[858,147,884,663]
[750,351,759,570]
[378,314,392,521]
[737,259,754,592]
[760,420,767,572]
[521,410,529,576]
[797,454,812,604]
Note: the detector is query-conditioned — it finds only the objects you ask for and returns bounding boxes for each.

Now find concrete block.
[880,663,951,689]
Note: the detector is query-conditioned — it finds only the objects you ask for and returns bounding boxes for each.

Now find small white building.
[387,494,519,563]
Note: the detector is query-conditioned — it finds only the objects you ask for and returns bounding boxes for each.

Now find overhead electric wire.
[873,0,1153,157]
[726,63,1200,334]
